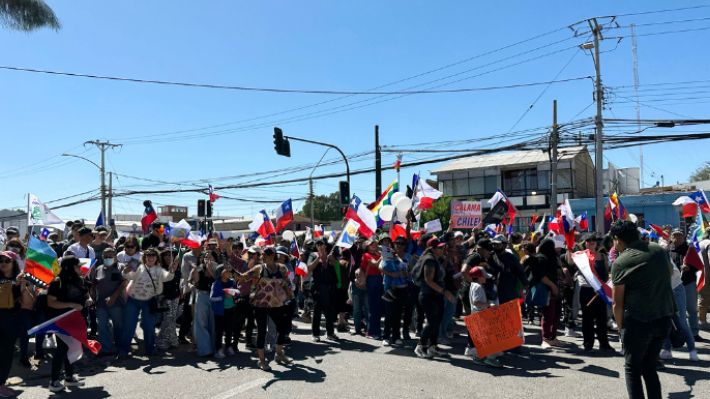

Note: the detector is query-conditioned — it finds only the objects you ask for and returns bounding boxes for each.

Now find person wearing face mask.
[5,238,26,272]
[89,247,125,356]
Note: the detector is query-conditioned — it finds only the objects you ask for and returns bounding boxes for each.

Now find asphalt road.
[8,320,710,399]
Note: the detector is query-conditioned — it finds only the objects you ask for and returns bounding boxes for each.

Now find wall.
[569,192,683,229]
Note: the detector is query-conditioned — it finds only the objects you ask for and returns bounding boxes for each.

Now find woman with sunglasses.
[4,238,26,272]
[116,237,141,271]
[0,251,21,397]
[237,246,294,371]
[46,256,90,392]
[119,248,177,357]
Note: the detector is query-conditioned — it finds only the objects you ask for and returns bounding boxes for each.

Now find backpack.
[412,253,433,286]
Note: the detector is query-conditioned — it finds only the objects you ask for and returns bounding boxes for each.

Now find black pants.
[254,306,290,349]
[51,338,75,382]
[214,307,237,351]
[178,296,192,340]
[418,293,444,348]
[580,286,609,349]
[622,316,671,399]
[402,283,417,336]
[234,298,254,344]
[0,312,17,385]
[384,286,407,341]
[285,300,297,336]
[561,285,576,328]
[312,289,336,337]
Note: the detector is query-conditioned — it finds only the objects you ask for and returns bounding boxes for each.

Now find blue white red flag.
[575,211,589,231]
[40,228,51,241]
[141,200,158,234]
[248,210,276,239]
[345,195,377,238]
[572,250,612,305]
[28,309,100,363]
[689,190,710,213]
[208,184,220,203]
[274,199,294,233]
[290,239,300,258]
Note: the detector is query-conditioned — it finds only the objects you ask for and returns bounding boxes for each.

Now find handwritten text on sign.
[450,200,482,229]
[463,299,524,358]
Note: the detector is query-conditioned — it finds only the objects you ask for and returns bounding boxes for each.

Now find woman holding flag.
[0,251,22,397]
[47,256,90,392]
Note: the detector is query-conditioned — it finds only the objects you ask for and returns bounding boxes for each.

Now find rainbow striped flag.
[26,235,59,285]
[369,179,399,225]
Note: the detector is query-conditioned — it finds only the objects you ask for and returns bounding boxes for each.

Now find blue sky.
[2,0,710,221]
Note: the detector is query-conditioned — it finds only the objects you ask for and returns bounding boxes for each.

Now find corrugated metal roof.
[431,146,588,173]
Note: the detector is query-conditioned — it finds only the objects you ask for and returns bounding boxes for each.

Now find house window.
[558,169,572,189]
[484,175,498,195]
[468,176,484,195]
[453,178,468,196]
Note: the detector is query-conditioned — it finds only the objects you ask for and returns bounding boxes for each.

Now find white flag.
[28,193,64,227]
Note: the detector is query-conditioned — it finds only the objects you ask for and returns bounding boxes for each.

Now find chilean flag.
[572,250,612,305]
[673,196,699,218]
[649,223,669,240]
[575,211,589,231]
[313,224,324,238]
[208,184,220,203]
[274,199,294,233]
[412,174,443,211]
[28,310,101,363]
[290,240,300,258]
[249,210,276,239]
[345,195,377,238]
[689,190,710,214]
[684,244,706,292]
[295,260,309,277]
[141,200,158,234]
[559,200,576,250]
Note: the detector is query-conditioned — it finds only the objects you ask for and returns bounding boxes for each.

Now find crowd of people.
[0,217,707,398]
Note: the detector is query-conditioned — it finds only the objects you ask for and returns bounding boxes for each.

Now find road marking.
[213,377,270,399]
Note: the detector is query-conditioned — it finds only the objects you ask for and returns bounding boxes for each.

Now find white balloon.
[629,214,638,223]
[390,192,405,205]
[395,197,412,221]
[379,205,395,222]
[281,230,295,241]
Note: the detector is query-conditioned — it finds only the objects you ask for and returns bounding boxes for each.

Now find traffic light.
[273,127,291,157]
[197,199,206,217]
[339,180,350,206]
[206,201,213,217]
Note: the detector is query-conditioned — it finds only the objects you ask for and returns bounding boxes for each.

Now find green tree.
[0,0,60,31]
[690,162,710,182]
[298,191,343,221]
[419,196,451,230]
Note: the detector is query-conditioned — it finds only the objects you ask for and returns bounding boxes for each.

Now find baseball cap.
[275,246,290,257]
[454,231,464,238]
[426,237,445,248]
[468,266,492,279]
[247,246,262,254]
[476,238,493,251]
[208,238,219,245]
[5,226,19,236]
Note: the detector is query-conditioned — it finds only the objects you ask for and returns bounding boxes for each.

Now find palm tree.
[0,0,60,31]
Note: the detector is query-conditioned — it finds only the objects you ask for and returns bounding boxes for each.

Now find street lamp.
[62,152,105,220]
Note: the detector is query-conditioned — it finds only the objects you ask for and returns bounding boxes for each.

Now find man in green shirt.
[611,221,674,399]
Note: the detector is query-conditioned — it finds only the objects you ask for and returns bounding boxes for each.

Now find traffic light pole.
[284,135,351,200]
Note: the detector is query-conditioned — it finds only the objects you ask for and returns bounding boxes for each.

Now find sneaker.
[0,385,19,397]
[689,350,700,361]
[48,380,65,392]
[541,341,552,349]
[483,357,503,368]
[427,346,444,357]
[471,357,486,366]
[326,333,339,341]
[382,340,390,347]
[64,375,85,387]
[275,352,293,365]
[659,349,673,360]
[257,361,272,371]
[226,347,236,356]
[564,327,581,338]
[464,347,477,357]
[312,336,321,342]
[414,345,432,359]
[215,349,226,359]
[438,337,450,345]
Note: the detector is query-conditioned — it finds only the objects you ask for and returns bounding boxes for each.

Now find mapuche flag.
[25,235,59,285]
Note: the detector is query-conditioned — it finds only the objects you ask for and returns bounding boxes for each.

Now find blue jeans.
[120,297,155,356]
[684,282,699,336]
[97,304,124,354]
[366,275,384,337]
[439,297,456,339]
[351,285,368,334]
[664,284,696,351]
[193,291,215,356]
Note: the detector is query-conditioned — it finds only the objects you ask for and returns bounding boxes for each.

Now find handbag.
[146,266,168,314]
[526,282,550,307]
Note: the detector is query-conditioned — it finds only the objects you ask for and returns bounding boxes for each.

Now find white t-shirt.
[124,264,174,301]
[469,282,496,313]
[67,243,96,260]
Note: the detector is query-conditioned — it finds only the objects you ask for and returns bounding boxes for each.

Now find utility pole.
[631,23,643,188]
[84,140,121,222]
[590,18,605,233]
[375,125,382,198]
[309,178,315,229]
[550,100,559,215]
[107,171,113,225]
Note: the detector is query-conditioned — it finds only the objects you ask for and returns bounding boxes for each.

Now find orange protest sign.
[463,299,524,358]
